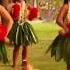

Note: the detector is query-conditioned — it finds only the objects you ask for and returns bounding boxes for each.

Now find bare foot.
[22,65,28,70]
[22,61,28,70]
[26,64,39,70]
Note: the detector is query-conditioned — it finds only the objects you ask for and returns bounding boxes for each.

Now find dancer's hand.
[59,30,65,36]
[59,28,69,36]
[4,37,10,44]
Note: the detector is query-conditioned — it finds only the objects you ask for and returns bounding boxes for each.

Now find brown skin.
[57,3,70,70]
[56,4,69,35]
[0,5,13,39]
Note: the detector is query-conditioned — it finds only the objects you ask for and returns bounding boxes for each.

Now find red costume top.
[64,23,70,38]
[27,6,38,21]
[0,24,7,41]
[11,3,21,21]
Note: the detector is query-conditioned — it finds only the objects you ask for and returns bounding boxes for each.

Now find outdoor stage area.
[0,21,66,70]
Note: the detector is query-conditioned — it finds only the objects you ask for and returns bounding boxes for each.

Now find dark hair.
[0,0,3,5]
[13,0,26,3]
[24,0,26,3]
[13,0,21,3]
[64,0,68,4]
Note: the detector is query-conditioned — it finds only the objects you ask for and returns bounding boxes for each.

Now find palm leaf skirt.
[0,42,8,63]
[46,34,70,64]
[8,22,38,46]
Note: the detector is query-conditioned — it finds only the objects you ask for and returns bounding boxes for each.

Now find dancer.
[8,0,38,70]
[0,0,13,63]
[46,0,70,70]
[27,3,39,21]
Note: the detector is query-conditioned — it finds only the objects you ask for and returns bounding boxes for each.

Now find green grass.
[0,21,67,70]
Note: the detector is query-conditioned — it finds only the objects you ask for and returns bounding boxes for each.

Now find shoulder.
[0,5,10,17]
[0,5,5,10]
[63,4,68,9]
[0,5,6,13]
[60,4,68,12]
[7,3,14,11]
[63,4,68,8]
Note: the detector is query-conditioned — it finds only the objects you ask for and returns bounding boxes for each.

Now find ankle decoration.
[22,59,27,62]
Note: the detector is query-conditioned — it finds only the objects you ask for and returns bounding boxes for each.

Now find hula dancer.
[46,0,70,70]
[8,0,38,69]
[27,5,39,21]
[27,2,39,21]
[0,0,13,64]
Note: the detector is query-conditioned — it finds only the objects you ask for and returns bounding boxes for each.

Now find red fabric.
[27,5,32,10]
[67,64,70,70]
[64,23,70,38]
[0,24,7,41]
[27,7,38,21]
[11,3,21,21]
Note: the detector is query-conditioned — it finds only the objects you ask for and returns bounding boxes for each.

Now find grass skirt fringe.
[8,22,38,46]
[0,42,8,63]
[46,34,70,64]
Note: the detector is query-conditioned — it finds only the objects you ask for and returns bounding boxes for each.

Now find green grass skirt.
[46,34,70,64]
[0,42,8,63]
[8,22,38,46]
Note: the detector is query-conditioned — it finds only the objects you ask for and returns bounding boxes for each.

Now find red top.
[11,3,21,21]
[64,23,70,38]
[0,24,7,41]
[27,7,38,21]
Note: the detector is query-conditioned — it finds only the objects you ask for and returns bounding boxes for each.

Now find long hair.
[64,0,68,4]
[0,0,3,5]
[13,0,26,3]
[13,0,21,3]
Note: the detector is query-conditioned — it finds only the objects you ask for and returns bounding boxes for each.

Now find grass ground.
[0,21,67,70]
